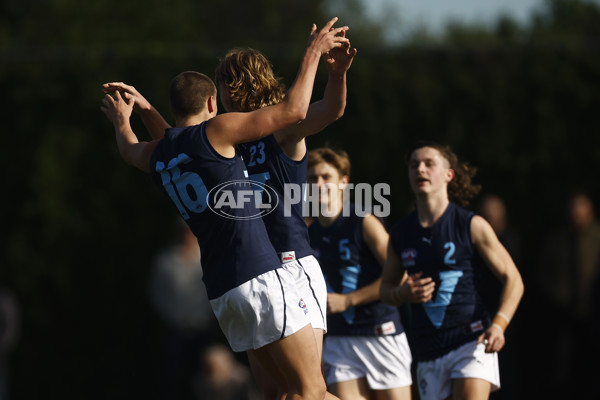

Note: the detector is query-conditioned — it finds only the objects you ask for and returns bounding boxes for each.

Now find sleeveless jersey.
[237,135,314,259]
[389,203,490,362]
[150,122,281,300]
[309,204,403,336]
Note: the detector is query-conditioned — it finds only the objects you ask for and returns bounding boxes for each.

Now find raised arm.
[206,17,350,156]
[470,215,524,353]
[102,82,172,140]
[276,32,357,160]
[101,91,161,173]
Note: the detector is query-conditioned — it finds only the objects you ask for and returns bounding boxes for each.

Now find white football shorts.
[209,267,311,352]
[322,333,413,390]
[416,340,500,400]
[282,254,328,332]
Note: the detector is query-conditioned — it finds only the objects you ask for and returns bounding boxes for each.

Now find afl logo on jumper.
[401,248,418,267]
[298,298,308,314]
[208,180,279,220]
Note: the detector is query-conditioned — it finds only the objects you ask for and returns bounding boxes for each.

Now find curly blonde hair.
[215,48,286,112]
[406,141,481,207]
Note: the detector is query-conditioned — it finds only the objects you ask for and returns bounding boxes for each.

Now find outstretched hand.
[324,30,357,74]
[102,82,152,114]
[307,17,350,56]
[101,90,134,126]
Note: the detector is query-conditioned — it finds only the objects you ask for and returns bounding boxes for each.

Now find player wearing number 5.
[379,141,524,400]
[101,19,350,400]
[307,148,413,400]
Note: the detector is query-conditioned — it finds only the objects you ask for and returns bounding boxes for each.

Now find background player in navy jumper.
[307,148,413,400]
[101,18,350,400]
[214,45,355,400]
[379,141,524,400]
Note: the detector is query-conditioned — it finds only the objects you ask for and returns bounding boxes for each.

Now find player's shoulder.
[469,214,495,242]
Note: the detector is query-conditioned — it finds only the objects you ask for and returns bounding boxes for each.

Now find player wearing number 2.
[379,141,524,400]
[101,19,350,400]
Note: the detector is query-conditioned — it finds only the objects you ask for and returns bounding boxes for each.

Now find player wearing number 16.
[379,141,524,400]
[101,18,350,400]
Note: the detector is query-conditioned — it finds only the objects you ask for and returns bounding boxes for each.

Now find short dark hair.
[169,71,217,119]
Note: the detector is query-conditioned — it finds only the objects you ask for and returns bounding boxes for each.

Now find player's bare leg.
[450,378,491,400]
[329,378,371,399]
[374,386,412,400]
[313,327,324,358]
[247,349,287,400]
[248,325,327,400]
[252,324,338,400]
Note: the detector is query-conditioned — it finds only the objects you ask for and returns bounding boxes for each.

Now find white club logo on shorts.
[298,298,309,314]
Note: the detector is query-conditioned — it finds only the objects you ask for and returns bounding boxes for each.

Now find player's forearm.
[348,279,380,307]
[320,70,347,121]
[281,48,322,124]
[114,121,140,164]
[379,282,403,306]
[493,271,524,331]
[283,70,346,140]
[139,105,171,140]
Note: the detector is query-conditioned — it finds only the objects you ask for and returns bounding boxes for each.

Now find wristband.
[491,323,505,332]
[492,312,509,331]
[496,311,510,324]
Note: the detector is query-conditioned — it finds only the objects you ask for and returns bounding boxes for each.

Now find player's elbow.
[504,268,525,302]
[281,99,309,125]
[289,107,308,124]
[119,147,142,170]
[515,273,525,300]
[118,147,133,165]
[331,101,346,121]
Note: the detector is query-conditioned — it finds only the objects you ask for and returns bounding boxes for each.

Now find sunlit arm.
[277,38,356,159]
[328,278,382,314]
[102,82,172,140]
[101,90,161,173]
[137,105,171,140]
[471,215,525,353]
[114,125,160,173]
[301,35,357,133]
[282,57,348,140]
